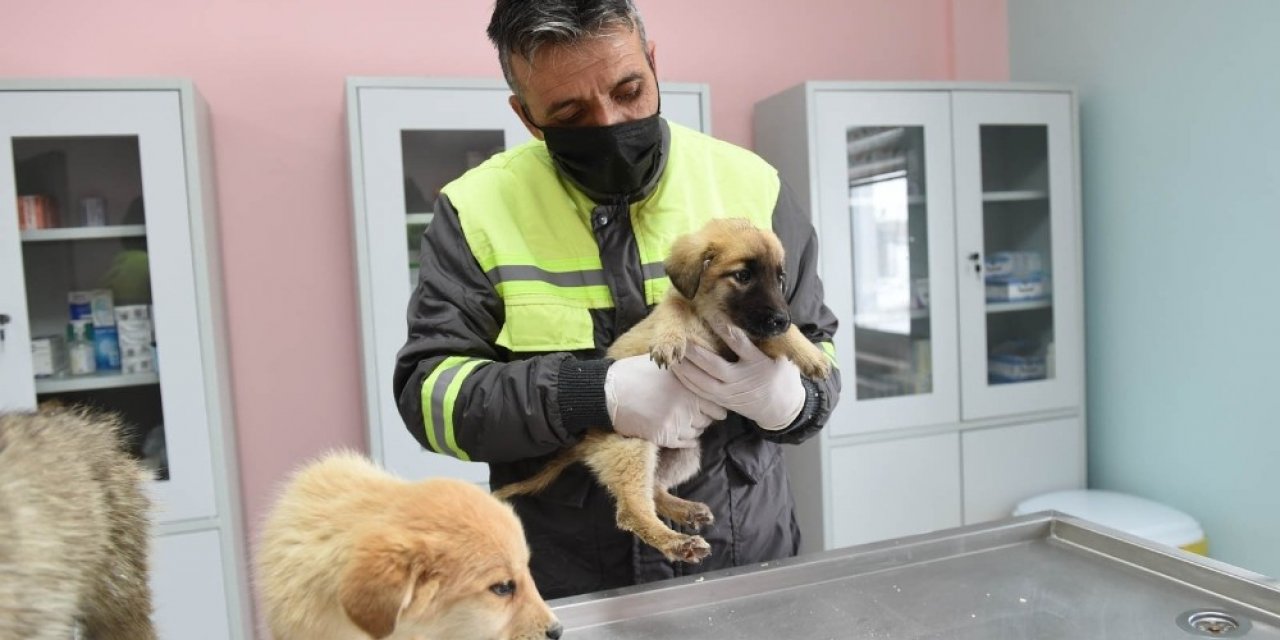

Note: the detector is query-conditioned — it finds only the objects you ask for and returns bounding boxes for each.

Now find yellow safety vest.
[442,121,780,353]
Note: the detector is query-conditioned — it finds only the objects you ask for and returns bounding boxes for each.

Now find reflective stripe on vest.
[419,356,488,460]
[442,121,780,353]
[819,341,839,368]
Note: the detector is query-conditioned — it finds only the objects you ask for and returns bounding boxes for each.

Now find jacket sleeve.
[759,180,843,444]
[392,194,611,463]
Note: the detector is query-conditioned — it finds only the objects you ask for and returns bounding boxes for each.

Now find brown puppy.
[0,408,156,640]
[256,451,561,640]
[494,217,832,563]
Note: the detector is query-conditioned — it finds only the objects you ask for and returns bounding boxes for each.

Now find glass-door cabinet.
[953,91,1082,420]
[347,78,713,488]
[756,83,1084,552]
[0,81,249,639]
[813,91,960,435]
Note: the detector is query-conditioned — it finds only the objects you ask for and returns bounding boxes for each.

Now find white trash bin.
[1014,489,1208,555]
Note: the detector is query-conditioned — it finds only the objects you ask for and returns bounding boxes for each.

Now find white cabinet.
[151,530,232,640]
[346,77,713,487]
[757,83,1086,552]
[810,90,960,435]
[952,91,1083,420]
[828,433,961,548]
[0,80,250,638]
[961,418,1085,524]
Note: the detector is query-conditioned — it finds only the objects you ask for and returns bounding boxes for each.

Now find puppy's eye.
[732,270,752,284]
[490,580,516,597]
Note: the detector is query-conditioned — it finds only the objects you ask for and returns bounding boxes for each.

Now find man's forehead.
[510,26,648,100]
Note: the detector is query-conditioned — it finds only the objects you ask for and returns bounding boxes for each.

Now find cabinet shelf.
[35,370,160,394]
[854,309,929,326]
[405,212,434,225]
[21,225,147,242]
[986,299,1052,314]
[855,351,911,371]
[982,190,1048,203]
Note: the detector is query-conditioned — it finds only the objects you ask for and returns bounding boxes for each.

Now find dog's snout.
[546,620,564,639]
[764,311,788,335]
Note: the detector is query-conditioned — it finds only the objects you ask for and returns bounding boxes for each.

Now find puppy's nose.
[764,311,789,335]
[546,620,564,639]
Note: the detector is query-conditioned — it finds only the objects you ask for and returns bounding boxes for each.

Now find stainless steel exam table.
[553,512,1280,638]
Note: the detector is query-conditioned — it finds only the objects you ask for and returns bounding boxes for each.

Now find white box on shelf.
[31,335,67,377]
[986,276,1050,302]
[984,250,1043,280]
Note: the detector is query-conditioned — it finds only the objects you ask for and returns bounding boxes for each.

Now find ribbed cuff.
[557,358,613,435]
[793,376,823,427]
[760,376,824,445]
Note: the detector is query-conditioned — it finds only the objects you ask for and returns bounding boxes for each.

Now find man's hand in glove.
[669,323,806,431]
[604,355,728,448]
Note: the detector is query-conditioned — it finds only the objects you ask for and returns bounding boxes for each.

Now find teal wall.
[1009,0,1280,578]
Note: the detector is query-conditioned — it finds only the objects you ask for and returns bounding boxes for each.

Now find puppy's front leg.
[646,295,701,368]
[764,325,832,379]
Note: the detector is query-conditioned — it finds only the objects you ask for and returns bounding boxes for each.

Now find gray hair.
[487,0,648,97]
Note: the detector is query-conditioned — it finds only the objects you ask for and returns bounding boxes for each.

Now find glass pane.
[979,125,1055,386]
[402,129,504,284]
[847,126,933,400]
[15,136,168,480]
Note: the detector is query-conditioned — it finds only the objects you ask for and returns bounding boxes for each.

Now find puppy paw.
[649,335,688,368]
[685,502,715,530]
[665,535,712,564]
[791,347,832,379]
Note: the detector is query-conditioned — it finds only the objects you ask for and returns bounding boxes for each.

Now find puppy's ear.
[665,231,716,299]
[340,530,438,639]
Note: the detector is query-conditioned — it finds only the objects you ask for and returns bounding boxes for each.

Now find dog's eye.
[490,580,516,597]
[732,270,752,284]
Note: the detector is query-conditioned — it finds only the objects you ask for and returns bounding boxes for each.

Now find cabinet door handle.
[968,252,982,276]
[0,313,8,350]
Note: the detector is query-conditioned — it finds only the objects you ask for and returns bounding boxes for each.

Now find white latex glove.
[604,355,729,448]
[669,324,806,431]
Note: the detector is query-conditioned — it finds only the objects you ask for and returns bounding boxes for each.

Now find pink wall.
[1,0,1005,632]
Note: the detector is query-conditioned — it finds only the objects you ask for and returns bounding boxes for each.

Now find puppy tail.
[492,451,578,501]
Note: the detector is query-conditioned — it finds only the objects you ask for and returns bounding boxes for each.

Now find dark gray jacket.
[393,121,841,599]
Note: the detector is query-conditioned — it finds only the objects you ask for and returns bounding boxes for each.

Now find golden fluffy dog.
[256,451,561,640]
[494,217,832,563]
[0,408,156,640]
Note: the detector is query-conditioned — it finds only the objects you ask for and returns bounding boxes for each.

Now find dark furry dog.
[0,408,156,640]
[494,218,831,562]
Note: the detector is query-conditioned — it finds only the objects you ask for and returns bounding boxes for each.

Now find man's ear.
[665,232,714,299]
[340,530,438,639]
[509,94,544,141]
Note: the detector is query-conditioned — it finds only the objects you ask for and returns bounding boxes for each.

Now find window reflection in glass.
[848,126,932,400]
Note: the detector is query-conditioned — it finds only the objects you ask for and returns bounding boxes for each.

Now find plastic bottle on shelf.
[67,319,97,376]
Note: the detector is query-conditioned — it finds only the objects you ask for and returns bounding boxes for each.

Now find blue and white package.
[93,324,122,371]
[986,274,1051,302]
[988,339,1048,384]
[984,251,1044,281]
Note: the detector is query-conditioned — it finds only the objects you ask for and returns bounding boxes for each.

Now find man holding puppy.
[394,0,841,599]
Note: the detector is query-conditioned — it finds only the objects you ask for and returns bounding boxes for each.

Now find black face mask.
[525,103,663,201]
